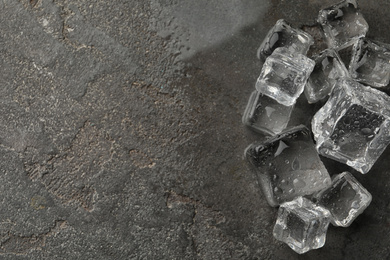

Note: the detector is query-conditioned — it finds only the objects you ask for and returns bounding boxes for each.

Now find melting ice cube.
[257,19,314,61]
[242,90,293,135]
[305,49,349,103]
[245,125,331,207]
[318,0,368,49]
[313,172,372,227]
[349,38,390,87]
[312,78,390,173]
[256,47,315,106]
[273,197,331,254]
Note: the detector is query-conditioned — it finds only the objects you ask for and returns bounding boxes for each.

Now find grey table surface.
[1,0,390,259]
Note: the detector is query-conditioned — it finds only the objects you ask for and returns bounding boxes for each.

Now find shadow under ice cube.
[318,0,368,49]
[349,38,390,87]
[257,19,314,61]
[256,47,315,106]
[245,126,331,207]
[312,78,390,174]
[273,197,331,254]
[242,90,293,135]
[313,172,372,227]
[305,49,349,103]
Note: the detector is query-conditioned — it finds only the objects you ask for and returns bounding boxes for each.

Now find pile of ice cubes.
[243,0,390,254]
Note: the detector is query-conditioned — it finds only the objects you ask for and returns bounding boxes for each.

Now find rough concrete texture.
[1,0,390,259]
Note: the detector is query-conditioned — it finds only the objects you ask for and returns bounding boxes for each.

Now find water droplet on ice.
[292,157,300,170]
[351,201,360,209]
[293,178,306,189]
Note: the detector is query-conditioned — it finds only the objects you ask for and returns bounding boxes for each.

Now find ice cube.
[245,125,331,207]
[349,38,390,87]
[242,90,294,135]
[313,172,372,227]
[256,47,315,106]
[312,78,390,174]
[273,197,331,254]
[318,0,368,49]
[257,19,314,61]
[305,49,349,103]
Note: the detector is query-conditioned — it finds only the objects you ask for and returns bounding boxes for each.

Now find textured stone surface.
[0,0,390,259]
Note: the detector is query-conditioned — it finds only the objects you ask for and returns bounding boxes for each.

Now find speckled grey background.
[1,0,390,259]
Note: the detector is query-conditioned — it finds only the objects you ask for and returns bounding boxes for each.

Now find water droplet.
[361,128,372,135]
[351,201,360,209]
[292,158,300,170]
[293,178,306,189]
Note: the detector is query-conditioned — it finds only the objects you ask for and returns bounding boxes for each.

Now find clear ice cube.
[312,78,390,174]
[242,90,294,135]
[273,197,331,254]
[349,38,390,87]
[313,172,372,227]
[305,49,349,103]
[257,19,314,61]
[245,125,331,207]
[256,47,315,106]
[318,0,368,49]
